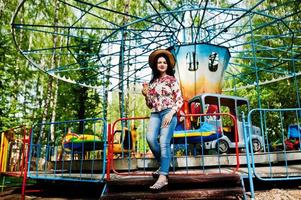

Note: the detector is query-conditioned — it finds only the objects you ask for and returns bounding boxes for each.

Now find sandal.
[149,180,168,192]
[152,168,160,178]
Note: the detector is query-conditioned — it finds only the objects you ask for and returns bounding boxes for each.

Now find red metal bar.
[106,123,112,180]
[186,113,240,172]
[21,128,32,200]
[233,116,240,172]
[109,113,240,176]
[21,126,27,175]
[110,117,149,175]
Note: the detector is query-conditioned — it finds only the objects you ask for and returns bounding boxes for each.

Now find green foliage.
[0,0,105,135]
[0,0,34,131]
[2,0,300,148]
[107,86,151,123]
[224,0,301,143]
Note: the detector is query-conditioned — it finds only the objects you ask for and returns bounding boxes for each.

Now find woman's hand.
[142,82,149,96]
[162,110,176,128]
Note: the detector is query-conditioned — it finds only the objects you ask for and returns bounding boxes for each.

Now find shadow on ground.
[0,181,104,200]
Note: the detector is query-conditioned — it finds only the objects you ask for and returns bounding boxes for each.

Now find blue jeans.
[146,108,177,176]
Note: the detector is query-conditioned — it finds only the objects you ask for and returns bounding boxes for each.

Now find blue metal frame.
[245,108,301,198]
[28,118,107,183]
[11,1,301,93]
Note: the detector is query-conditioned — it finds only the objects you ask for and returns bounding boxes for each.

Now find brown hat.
[148,49,175,69]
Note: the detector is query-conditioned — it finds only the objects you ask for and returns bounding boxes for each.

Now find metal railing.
[27,118,107,183]
[244,108,301,199]
[107,113,240,179]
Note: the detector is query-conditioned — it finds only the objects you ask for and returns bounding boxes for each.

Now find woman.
[142,49,183,191]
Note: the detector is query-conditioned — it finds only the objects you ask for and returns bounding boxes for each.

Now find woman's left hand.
[162,110,176,128]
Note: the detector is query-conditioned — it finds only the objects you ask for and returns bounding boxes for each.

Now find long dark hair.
[150,54,175,84]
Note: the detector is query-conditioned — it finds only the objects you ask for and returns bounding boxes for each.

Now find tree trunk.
[50,0,60,142]
[118,0,130,119]
[78,87,88,134]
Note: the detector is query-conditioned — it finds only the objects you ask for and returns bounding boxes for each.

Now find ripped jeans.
[146,108,177,176]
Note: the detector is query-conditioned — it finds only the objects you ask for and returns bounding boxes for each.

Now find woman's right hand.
[142,82,149,96]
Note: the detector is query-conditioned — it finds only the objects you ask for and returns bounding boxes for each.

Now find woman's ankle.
[157,175,168,182]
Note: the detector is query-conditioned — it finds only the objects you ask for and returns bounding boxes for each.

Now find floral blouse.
[145,75,183,113]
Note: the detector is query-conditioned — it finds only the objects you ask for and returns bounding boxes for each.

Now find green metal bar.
[218,9,301,46]
[209,0,266,42]
[194,0,209,43]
